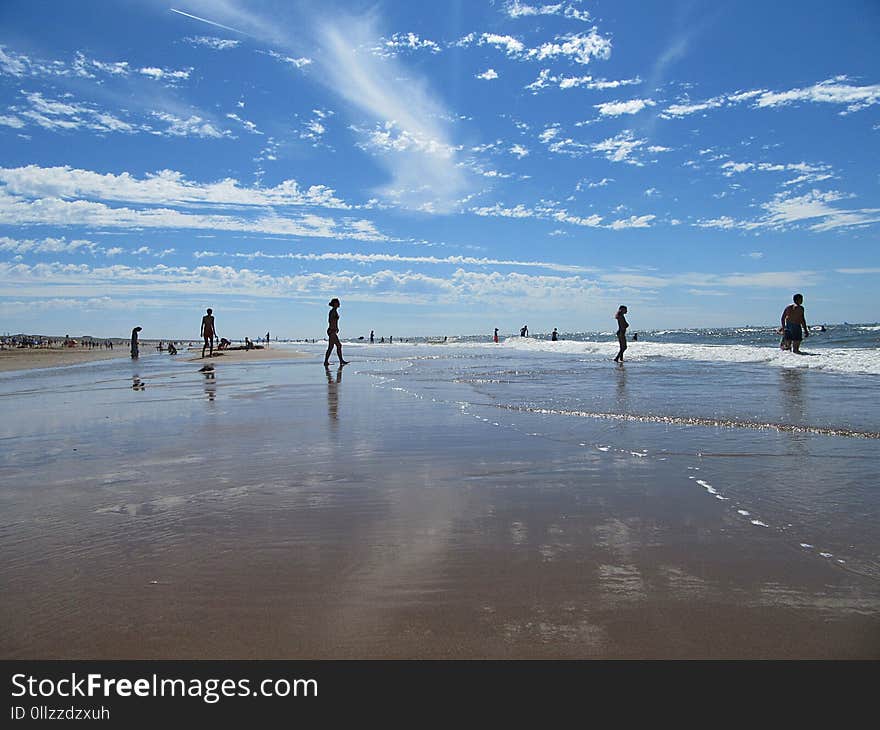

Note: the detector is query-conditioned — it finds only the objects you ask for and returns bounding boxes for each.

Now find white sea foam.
[467,337,880,376]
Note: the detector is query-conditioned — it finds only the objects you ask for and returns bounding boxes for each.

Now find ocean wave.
[430,337,880,376]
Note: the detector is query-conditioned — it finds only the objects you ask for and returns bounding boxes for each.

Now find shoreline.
[0,344,309,373]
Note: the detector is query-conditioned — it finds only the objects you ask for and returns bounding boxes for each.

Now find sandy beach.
[0,342,877,659]
[0,345,130,373]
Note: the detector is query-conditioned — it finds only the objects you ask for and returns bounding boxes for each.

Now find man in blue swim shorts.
[780,293,810,354]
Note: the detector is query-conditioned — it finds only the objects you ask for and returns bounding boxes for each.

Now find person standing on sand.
[266,331,270,348]
[324,298,349,366]
[130,326,142,359]
[520,325,528,337]
[201,308,216,358]
[370,330,375,344]
[551,328,558,341]
[493,328,499,343]
[613,306,629,363]
[780,293,810,354]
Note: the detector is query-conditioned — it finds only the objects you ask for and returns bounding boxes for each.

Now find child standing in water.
[613,306,628,363]
[324,298,349,366]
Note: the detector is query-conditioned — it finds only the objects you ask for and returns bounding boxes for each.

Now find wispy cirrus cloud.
[192,249,596,274]
[697,189,880,232]
[317,14,471,211]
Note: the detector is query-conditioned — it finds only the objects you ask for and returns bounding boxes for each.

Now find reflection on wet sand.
[201,365,215,402]
[0,355,878,659]
[779,367,807,425]
[614,364,628,412]
[325,364,342,423]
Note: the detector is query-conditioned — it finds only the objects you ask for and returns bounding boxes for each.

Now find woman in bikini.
[614,305,628,363]
[324,298,349,366]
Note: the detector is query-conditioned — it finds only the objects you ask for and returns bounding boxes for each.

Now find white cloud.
[137,66,192,82]
[509,144,529,158]
[373,32,441,57]
[608,214,656,229]
[576,177,612,190]
[262,50,313,69]
[590,130,669,165]
[662,78,880,119]
[458,30,612,66]
[185,36,241,50]
[696,189,880,232]
[225,112,262,135]
[478,33,526,56]
[525,31,612,65]
[0,114,26,129]
[755,77,880,114]
[526,69,641,93]
[595,98,655,116]
[477,68,499,80]
[471,200,612,229]
[0,260,610,307]
[504,1,592,22]
[149,112,230,138]
[53,167,334,209]
[537,124,591,156]
[192,249,596,274]
[0,236,98,255]
[0,185,386,241]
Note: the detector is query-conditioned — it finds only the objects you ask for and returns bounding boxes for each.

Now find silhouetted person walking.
[614,306,629,363]
[324,298,349,366]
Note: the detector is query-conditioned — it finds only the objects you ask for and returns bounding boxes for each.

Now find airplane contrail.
[169,7,253,37]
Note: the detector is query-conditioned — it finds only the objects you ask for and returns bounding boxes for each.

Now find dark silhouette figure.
[130,326,142,359]
[520,325,528,337]
[551,328,558,341]
[493,328,499,343]
[324,298,349,366]
[370,330,375,343]
[201,308,216,358]
[614,306,629,363]
[780,293,810,354]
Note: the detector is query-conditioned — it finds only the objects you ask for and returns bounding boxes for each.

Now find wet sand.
[184,347,308,364]
[0,351,878,658]
[0,345,129,372]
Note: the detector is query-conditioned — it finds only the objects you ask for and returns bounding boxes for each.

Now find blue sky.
[1,0,878,338]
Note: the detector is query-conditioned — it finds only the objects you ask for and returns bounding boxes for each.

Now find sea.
[347,322,880,580]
